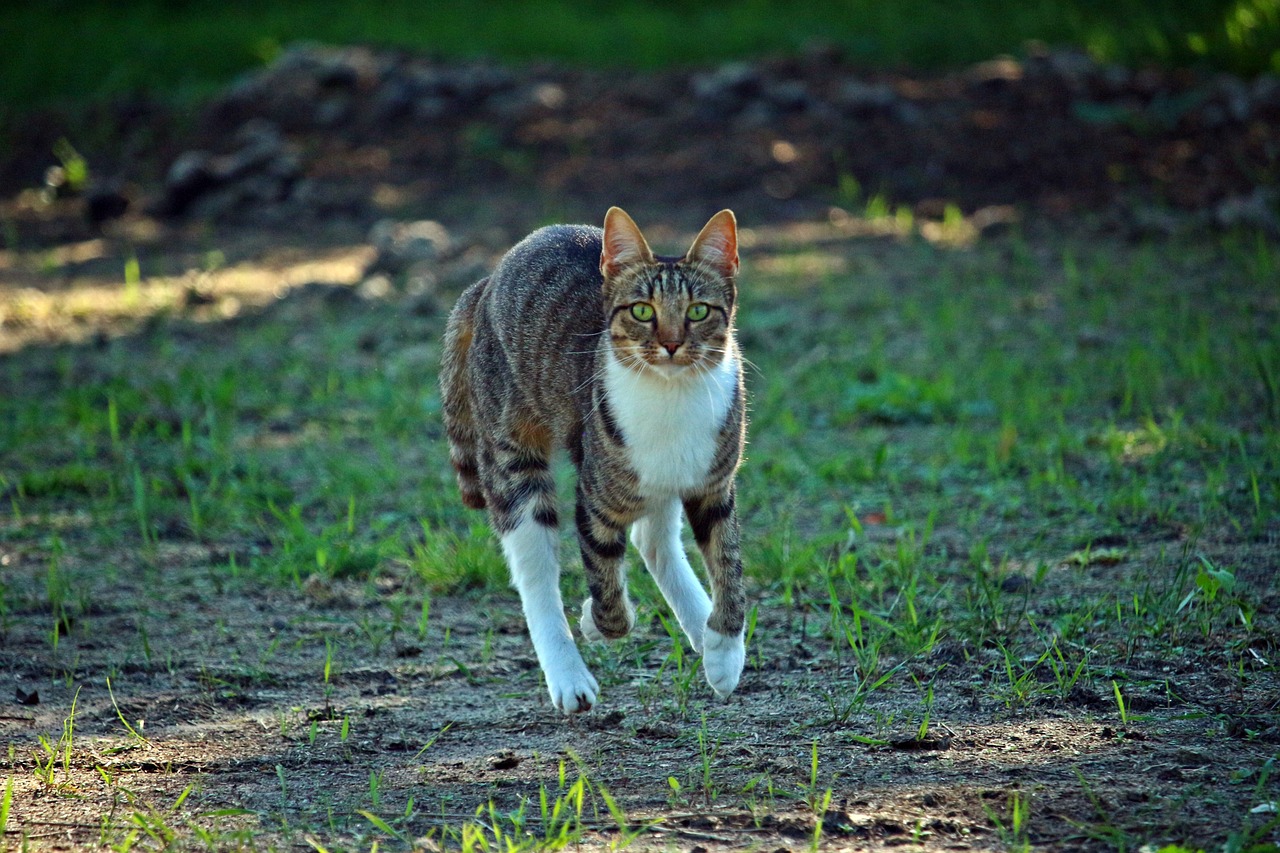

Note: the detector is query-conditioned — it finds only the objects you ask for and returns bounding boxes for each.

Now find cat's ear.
[600,207,655,278]
[686,209,739,278]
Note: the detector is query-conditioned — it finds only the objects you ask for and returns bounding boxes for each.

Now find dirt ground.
[2,45,1278,850]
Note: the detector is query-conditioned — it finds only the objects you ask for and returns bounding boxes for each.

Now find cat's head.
[599,207,739,378]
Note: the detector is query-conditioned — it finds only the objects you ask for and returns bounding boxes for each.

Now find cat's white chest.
[603,351,738,496]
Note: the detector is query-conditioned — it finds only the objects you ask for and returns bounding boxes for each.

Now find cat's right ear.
[600,207,655,278]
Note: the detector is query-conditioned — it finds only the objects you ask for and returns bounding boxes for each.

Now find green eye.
[630,303,655,322]
[686,303,710,322]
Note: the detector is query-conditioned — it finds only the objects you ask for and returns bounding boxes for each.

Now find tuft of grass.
[407,520,508,593]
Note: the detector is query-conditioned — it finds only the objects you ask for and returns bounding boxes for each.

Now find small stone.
[372,79,416,121]
[369,219,453,273]
[85,182,129,225]
[314,97,352,127]
[837,80,898,114]
[160,150,216,215]
[487,750,520,770]
[764,80,811,112]
[692,61,763,115]
[1213,189,1280,234]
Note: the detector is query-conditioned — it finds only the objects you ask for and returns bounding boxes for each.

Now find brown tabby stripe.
[595,393,625,445]
[685,491,735,546]
[501,455,549,475]
[491,477,552,520]
[532,505,559,528]
[575,501,627,559]
[707,430,742,476]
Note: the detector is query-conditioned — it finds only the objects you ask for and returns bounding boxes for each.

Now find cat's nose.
[661,342,681,356]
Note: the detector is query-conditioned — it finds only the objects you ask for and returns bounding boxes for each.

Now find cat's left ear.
[685,209,739,278]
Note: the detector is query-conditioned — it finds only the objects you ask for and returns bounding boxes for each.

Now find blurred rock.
[85,181,129,225]
[368,219,454,274]
[1213,189,1279,234]
[692,62,763,116]
[836,80,898,113]
[156,120,301,219]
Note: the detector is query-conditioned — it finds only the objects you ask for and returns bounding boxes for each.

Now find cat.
[440,207,748,714]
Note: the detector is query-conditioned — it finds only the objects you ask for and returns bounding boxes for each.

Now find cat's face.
[600,208,739,379]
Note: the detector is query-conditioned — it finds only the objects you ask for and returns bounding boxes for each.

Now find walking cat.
[440,207,748,714]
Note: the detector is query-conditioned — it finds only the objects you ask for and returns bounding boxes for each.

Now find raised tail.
[440,276,490,510]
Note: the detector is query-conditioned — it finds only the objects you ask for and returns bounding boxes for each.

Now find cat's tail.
[440,276,490,510]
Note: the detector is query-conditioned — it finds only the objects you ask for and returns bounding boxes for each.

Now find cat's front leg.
[684,486,747,699]
[501,506,599,714]
[631,498,713,653]
[574,483,637,643]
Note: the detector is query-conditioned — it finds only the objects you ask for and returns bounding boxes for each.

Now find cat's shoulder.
[511,224,603,257]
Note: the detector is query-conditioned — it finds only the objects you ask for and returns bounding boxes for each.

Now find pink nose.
[662,342,680,356]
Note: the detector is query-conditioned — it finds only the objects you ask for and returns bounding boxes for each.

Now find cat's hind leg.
[440,277,490,510]
[489,438,597,714]
[630,498,713,653]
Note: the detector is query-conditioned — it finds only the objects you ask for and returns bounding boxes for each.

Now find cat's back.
[467,224,606,413]
[487,224,604,314]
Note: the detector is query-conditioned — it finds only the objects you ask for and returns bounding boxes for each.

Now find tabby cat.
[440,207,748,714]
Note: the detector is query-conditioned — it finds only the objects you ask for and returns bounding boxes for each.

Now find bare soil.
[2,45,1278,850]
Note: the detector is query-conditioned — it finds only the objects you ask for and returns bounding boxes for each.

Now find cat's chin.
[640,359,698,380]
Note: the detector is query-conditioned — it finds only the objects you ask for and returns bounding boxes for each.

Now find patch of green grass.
[1,0,1276,117]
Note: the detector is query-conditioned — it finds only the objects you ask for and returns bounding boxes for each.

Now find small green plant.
[1112,680,1129,726]
[414,722,452,760]
[810,787,834,853]
[983,790,1032,852]
[695,715,720,806]
[1,775,13,837]
[106,677,150,749]
[34,687,80,789]
[52,138,89,193]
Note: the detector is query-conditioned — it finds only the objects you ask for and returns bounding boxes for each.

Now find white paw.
[579,598,605,643]
[578,596,634,642]
[543,651,600,715]
[702,628,745,699]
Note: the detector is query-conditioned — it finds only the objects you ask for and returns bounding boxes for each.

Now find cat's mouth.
[636,347,708,379]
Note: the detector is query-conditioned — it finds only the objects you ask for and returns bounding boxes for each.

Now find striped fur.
[440,207,749,714]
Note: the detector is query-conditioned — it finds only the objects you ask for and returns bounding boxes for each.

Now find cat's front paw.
[701,628,745,699]
[579,598,606,643]
[543,654,600,714]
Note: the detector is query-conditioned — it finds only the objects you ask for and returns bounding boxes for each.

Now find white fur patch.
[604,347,739,497]
[501,508,599,714]
[702,627,745,698]
[631,499,712,652]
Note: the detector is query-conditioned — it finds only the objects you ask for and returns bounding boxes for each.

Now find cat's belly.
[604,353,738,497]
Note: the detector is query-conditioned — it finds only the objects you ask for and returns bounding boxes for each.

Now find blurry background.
[4,0,1279,114]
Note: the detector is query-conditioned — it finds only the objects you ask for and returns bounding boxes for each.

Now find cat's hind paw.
[701,628,745,699]
[579,598,606,643]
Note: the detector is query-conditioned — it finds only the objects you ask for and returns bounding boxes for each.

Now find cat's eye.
[686,303,710,322]
[630,303,655,322]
